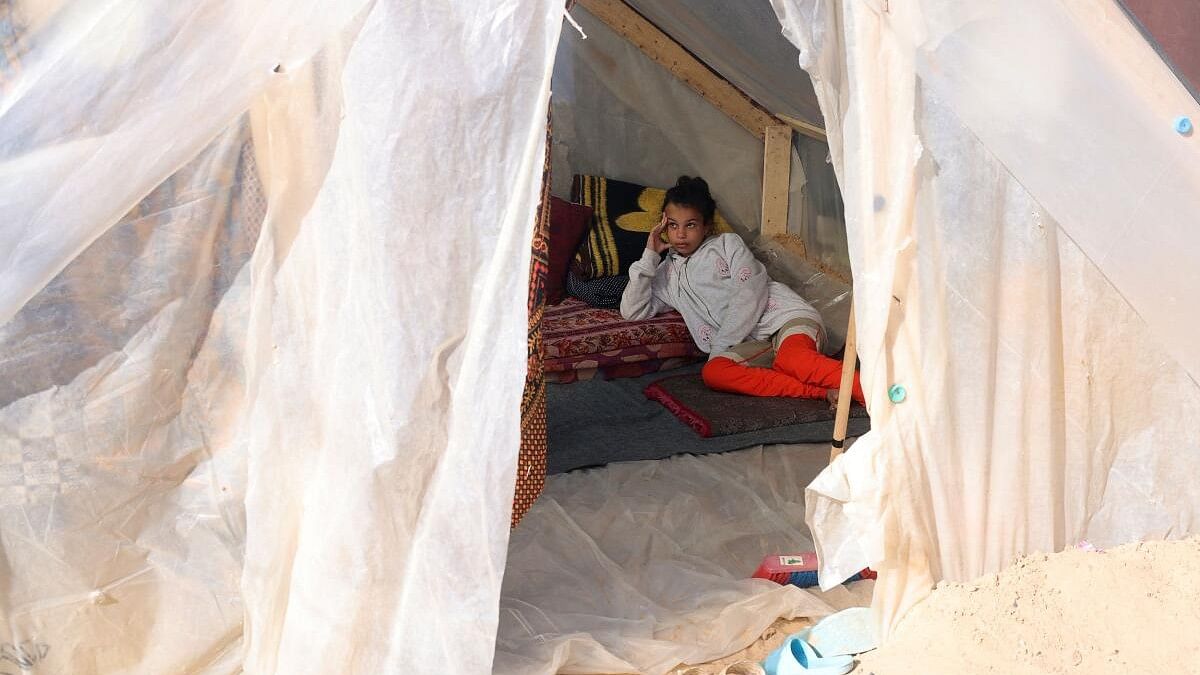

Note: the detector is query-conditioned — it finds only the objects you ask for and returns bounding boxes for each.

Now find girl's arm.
[621,216,671,320]
[620,248,669,320]
[709,235,768,356]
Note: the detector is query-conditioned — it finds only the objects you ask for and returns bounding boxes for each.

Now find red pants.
[701,334,864,403]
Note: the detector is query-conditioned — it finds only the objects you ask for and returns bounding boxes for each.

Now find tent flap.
[0,1,562,672]
[772,0,1200,636]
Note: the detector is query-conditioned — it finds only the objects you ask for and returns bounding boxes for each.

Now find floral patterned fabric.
[513,108,552,528]
[543,298,703,381]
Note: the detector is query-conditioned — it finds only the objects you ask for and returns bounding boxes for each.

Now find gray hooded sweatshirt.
[620,233,824,358]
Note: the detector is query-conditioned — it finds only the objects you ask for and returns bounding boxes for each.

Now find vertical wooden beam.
[830,303,857,464]
[760,124,792,237]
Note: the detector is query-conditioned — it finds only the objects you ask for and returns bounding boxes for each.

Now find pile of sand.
[857,538,1200,674]
[669,539,1200,675]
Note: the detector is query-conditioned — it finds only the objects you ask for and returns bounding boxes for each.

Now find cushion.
[571,175,734,279]
[546,197,594,305]
[565,269,628,309]
[644,373,870,438]
[543,298,703,379]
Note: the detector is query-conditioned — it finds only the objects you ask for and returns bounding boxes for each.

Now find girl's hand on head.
[647,213,670,254]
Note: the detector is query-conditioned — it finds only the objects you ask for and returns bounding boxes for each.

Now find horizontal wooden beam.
[777,112,828,142]
[577,0,783,141]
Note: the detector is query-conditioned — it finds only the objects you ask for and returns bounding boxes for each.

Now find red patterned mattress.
[543,298,703,383]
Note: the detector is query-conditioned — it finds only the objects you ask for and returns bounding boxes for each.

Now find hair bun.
[675,175,710,192]
[663,175,717,224]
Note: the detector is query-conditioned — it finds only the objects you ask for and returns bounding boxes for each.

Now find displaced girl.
[620,176,864,403]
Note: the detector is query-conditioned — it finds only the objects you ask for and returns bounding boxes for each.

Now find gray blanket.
[547,364,870,474]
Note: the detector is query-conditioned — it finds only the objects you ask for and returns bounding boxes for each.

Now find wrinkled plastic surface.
[1,117,259,675]
[0,0,373,325]
[0,1,561,672]
[494,445,872,675]
[772,0,1200,638]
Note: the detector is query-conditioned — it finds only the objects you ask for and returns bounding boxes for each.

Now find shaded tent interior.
[506,0,1200,672]
[500,5,882,671]
[539,0,865,478]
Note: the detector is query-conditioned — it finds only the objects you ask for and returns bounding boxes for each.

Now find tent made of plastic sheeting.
[1,0,1200,673]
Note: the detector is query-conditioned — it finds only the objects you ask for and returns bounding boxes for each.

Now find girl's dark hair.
[662,175,716,224]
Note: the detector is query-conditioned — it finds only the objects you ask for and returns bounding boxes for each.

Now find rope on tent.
[564,10,587,39]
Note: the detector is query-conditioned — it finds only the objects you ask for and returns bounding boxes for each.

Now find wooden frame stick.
[760,124,793,237]
[830,302,857,463]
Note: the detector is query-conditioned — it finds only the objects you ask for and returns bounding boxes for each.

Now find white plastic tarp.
[0,1,561,672]
[771,0,1200,635]
[494,445,872,675]
[0,0,372,324]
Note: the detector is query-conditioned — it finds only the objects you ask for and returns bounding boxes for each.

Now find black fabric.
[571,175,658,279]
[546,364,871,474]
[565,269,629,309]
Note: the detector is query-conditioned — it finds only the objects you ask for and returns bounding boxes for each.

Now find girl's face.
[664,203,709,257]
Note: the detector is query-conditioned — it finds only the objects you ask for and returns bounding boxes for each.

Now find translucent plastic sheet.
[771,0,1200,637]
[786,134,849,280]
[494,445,873,675]
[623,0,824,126]
[1,1,561,672]
[0,0,372,324]
[0,118,259,675]
[911,0,1200,384]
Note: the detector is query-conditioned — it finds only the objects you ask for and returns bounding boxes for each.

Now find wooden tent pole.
[760,124,793,238]
[830,302,857,463]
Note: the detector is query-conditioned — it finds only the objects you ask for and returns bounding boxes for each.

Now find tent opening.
[498,2,875,672]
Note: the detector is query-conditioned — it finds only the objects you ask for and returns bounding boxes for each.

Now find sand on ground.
[857,538,1200,674]
[660,618,812,675]
[661,538,1200,675]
